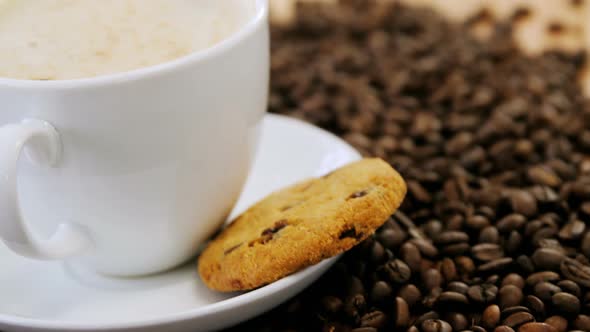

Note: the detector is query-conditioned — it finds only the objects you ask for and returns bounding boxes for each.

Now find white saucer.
[0,114,361,332]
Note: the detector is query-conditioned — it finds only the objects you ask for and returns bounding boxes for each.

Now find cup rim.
[0,0,268,90]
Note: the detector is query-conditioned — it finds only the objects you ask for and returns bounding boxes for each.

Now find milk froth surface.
[0,0,254,80]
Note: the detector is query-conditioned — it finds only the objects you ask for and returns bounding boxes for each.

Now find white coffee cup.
[0,0,268,276]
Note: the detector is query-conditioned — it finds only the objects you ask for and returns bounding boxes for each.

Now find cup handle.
[0,118,91,259]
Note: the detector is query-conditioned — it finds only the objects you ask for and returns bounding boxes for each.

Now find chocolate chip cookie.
[198,158,407,292]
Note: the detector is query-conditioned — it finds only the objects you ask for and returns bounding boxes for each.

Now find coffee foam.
[0,0,255,80]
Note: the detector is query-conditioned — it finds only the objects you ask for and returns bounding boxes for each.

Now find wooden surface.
[269,0,590,95]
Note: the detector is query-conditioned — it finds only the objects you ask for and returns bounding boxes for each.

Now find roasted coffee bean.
[348,276,365,296]
[321,296,343,313]
[496,214,527,232]
[468,284,498,303]
[532,248,565,271]
[502,274,525,289]
[467,215,490,230]
[434,231,469,245]
[499,285,524,308]
[370,241,386,263]
[525,295,546,319]
[344,294,366,319]
[415,311,440,327]
[399,284,422,308]
[501,306,532,320]
[526,272,560,287]
[423,220,444,238]
[572,315,590,331]
[423,288,443,309]
[401,242,422,273]
[536,239,564,252]
[395,297,410,328]
[437,291,468,305]
[556,280,581,298]
[446,215,465,231]
[503,312,535,328]
[442,242,470,256]
[410,239,439,258]
[509,191,538,217]
[455,256,476,277]
[378,228,406,249]
[505,231,523,254]
[421,319,452,332]
[473,243,505,261]
[360,310,387,328]
[518,322,558,332]
[487,274,500,285]
[370,281,392,303]
[557,220,585,241]
[495,327,516,332]
[445,312,468,331]
[560,258,590,288]
[381,259,411,283]
[551,292,580,315]
[534,282,562,303]
[544,316,568,332]
[480,226,500,244]
[423,268,443,291]
[440,258,458,281]
[352,328,377,332]
[472,326,487,332]
[446,132,473,156]
[483,305,501,329]
[528,166,562,187]
[532,228,559,247]
[478,258,514,274]
[447,281,469,295]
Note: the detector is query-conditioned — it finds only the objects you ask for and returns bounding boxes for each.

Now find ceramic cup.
[0,0,268,276]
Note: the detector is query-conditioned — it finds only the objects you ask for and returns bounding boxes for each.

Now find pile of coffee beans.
[232,1,590,331]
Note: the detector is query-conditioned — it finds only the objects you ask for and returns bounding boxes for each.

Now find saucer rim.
[0,114,361,331]
[1,257,340,331]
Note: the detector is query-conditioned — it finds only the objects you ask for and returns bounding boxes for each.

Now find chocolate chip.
[261,219,289,236]
[348,189,369,200]
[223,243,242,255]
[547,22,565,35]
[340,227,363,240]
